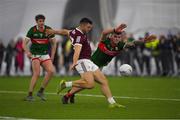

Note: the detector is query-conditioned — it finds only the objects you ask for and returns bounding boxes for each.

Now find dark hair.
[35,14,45,21]
[80,17,92,24]
[113,28,122,35]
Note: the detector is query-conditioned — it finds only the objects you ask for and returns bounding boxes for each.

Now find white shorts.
[31,54,51,64]
[75,59,99,74]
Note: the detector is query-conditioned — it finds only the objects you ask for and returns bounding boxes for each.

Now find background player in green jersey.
[91,24,156,68]
[22,14,57,101]
[91,24,127,68]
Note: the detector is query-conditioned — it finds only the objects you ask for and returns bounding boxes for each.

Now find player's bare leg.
[37,60,55,101]
[93,69,112,98]
[61,69,125,107]
[74,72,95,89]
[62,69,116,104]
[93,69,125,108]
[59,72,95,104]
[41,60,54,88]
[58,71,95,94]
[25,59,40,101]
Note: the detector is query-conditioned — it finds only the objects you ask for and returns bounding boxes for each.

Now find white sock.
[65,81,72,87]
[108,97,116,104]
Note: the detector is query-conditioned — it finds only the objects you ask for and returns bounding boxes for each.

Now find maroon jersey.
[69,28,91,59]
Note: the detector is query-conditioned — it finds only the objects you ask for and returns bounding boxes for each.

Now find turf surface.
[0,76,180,119]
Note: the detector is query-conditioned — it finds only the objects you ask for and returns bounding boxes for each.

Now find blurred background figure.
[174,33,180,75]
[52,40,60,74]
[0,39,5,74]
[14,37,24,75]
[134,37,144,75]
[159,34,174,76]
[150,36,161,76]
[4,39,15,76]
[127,33,136,75]
[61,38,73,75]
[142,32,152,76]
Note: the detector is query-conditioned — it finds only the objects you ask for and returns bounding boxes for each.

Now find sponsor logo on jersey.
[40,33,43,38]
[33,34,38,37]
[76,36,81,43]
[115,47,118,50]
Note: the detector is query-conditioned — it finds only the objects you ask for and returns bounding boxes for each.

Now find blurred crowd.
[0,37,24,76]
[0,32,180,77]
[114,32,180,76]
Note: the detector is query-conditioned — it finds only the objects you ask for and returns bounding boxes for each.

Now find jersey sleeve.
[26,27,33,39]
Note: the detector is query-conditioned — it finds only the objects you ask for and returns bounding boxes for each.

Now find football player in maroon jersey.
[46,18,124,108]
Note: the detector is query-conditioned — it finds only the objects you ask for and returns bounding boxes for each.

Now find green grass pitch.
[0,76,180,119]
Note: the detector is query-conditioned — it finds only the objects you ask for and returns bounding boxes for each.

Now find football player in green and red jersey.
[23,14,57,101]
[91,24,156,68]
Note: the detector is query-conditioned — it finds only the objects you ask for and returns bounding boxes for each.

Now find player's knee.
[86,85,94,89]
[47,68,55,75]
[86,82,95,89]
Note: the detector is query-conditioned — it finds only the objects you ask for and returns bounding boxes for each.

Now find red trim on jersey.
[41,59,51,64]
[31,39,49,44]
[98,42,120,56]
[32,58,40,61]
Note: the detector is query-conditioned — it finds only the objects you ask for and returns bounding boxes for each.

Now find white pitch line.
[0,116,35,120]
[0,90,180,102]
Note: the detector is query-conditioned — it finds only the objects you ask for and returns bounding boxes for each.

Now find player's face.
[83,23,93,33]
[36,19,45,28]
[111,34,122,44]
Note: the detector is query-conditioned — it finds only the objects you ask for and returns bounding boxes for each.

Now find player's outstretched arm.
[124,34,157,48]
[133,34,157,44]
[143,34,157,43]
[46,29,71,37]
[100,23,127,41]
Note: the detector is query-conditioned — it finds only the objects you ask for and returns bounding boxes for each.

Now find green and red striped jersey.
[91,38,125,68]
[26,25,55,55]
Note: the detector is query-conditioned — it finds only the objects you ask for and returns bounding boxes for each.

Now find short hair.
[35,14,45,21]
[80,17,92,24]
[113,31,122,35]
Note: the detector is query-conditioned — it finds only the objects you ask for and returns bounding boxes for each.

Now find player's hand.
[26,51,32,59]
[115,23,127,33]
[46,29,55,36]
[69,63,77,71]
[144,34,157,43]
[119,23,127,30]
